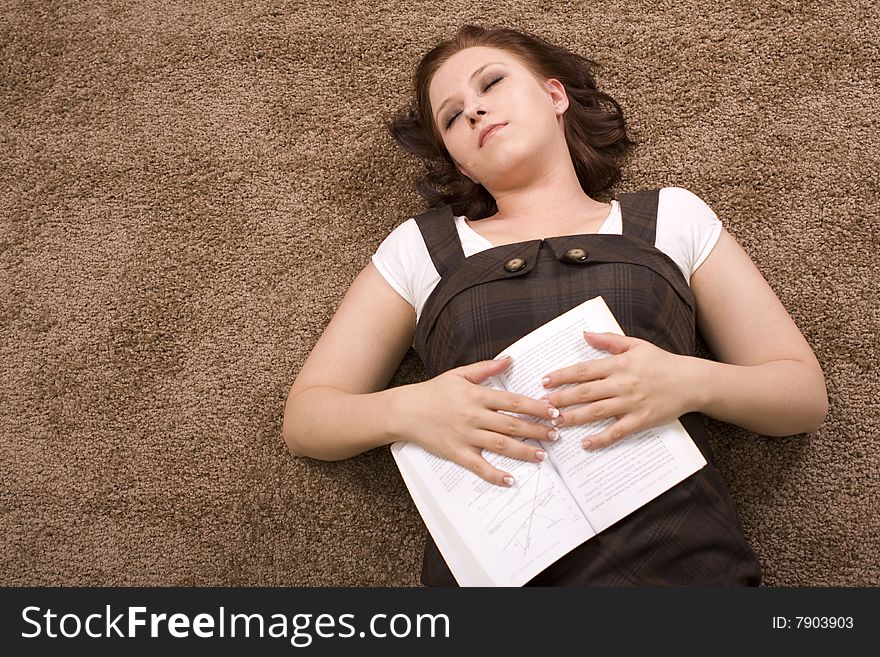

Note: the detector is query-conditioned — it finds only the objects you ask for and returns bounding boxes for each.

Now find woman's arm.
[541,227,828,448]
[686,227,828,435]
[282,262,417,460]
[283,262,556,484]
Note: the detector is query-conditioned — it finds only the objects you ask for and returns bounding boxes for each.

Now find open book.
[391,296,707,587]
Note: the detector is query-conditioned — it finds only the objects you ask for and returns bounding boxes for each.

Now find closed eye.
[483,76,503,92]
[445,76,504,129]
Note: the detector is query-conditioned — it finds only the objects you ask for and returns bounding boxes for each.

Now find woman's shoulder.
[657,186,721,228]
[370,216,435,313]
[658,186,716,213]
[373,216,424,253]
[653,187,723,283]
[383,214,420,236]
[619,186,718,224]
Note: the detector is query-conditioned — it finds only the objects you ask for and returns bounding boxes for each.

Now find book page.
[391,434,595,587]
[541,420,705,533]
[495,296,707,533]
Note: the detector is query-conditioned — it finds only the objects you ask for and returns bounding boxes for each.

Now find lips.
[479,123,506,148]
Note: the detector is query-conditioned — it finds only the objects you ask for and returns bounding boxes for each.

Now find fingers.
[458,449,519,488]
[582,331,640,355]
[460,399,557,488]
[460,433,547,487]
[474,430,547,463]
[460,413,642,487]
[551,397,629,429]
[458,356,512,384]
[541,356,617,389]
[582,416,642,450]
[545,378,623,410]
[540,334,645,389]
[480,409,559,444]
[481,387,559,422]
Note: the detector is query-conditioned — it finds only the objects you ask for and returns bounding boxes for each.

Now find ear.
[545,78,569,116]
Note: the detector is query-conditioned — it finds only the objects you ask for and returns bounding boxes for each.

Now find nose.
[466,106,487,125]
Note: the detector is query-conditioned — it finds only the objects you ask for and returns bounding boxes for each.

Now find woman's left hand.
[541,332,701,450]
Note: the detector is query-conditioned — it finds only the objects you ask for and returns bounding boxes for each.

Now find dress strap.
[618,189,660,246]
[413,204,466,278]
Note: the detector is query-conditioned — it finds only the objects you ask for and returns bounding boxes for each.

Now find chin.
[485,144,533,174]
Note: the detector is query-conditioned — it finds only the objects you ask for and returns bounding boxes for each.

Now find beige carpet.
[2,0,878,586]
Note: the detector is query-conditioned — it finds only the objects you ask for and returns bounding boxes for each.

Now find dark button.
[503,257,526,273]
[564,247,589,262]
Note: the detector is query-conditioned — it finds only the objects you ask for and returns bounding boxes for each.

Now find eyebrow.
[435,62,505,122]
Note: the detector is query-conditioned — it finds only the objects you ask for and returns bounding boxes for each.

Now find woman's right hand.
[393,357,559,487]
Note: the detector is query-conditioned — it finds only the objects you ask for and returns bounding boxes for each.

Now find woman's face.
[428,46,568,191]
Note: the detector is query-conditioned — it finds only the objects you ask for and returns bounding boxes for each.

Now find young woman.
[283,25,828,586]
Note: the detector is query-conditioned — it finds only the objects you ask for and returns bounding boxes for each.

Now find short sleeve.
[371,219,419,307]
[370,218,440,320]
[655,187,723,285]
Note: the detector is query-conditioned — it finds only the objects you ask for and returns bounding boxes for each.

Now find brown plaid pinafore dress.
[410,189,762,586]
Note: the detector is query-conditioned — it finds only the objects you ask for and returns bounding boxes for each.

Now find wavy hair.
[385,25,636,220]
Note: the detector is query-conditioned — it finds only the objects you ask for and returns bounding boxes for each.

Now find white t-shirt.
[372,186,722,322]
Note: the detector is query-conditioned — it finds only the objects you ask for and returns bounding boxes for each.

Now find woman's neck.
[484,166,607,229]
[483,188,610,228]
[467,196,613,247]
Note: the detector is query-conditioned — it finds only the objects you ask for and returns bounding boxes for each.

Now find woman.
[283,25,828,586]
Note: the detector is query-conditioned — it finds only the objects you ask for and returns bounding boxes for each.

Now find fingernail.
[551,415,564,427]
[541,376,550,387]
[535,450,546,461]
[503,475,515,487]
[582,439,592,450]
[548,405,560,419]
[546,429,559,442]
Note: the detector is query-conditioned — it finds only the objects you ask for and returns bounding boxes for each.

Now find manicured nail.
[541,376,551,387]
[546,429,559,442]
[582,439,592,450]
[548,405,560,419]
[503,475,515,486]
[536,450,546,461]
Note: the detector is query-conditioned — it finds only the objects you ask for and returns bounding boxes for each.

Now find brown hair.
[385,24,637,220]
